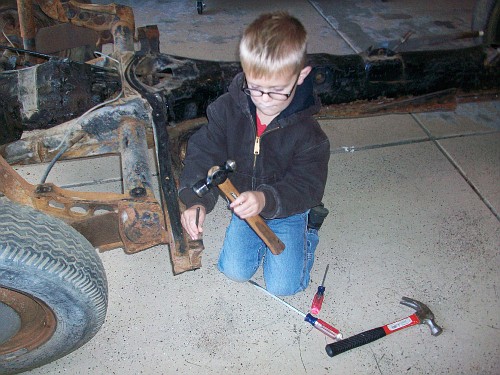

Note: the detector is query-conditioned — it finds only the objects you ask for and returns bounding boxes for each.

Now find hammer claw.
[400,296,425,313]
[400,296,443,337]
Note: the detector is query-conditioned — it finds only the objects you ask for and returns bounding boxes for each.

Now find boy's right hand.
[181,205,205,240]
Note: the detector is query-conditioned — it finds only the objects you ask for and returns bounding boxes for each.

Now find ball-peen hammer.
[192,160,285,255]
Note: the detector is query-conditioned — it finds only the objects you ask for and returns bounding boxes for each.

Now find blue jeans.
[217,211,319,296]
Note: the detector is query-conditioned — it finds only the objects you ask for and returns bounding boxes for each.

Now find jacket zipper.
[252,127,280,169]
[253,136,261,168]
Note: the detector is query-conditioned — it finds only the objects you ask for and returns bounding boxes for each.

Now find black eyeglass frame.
[241,74,300,101]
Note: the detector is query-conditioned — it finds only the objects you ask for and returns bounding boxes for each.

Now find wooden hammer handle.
[217,179,285,255]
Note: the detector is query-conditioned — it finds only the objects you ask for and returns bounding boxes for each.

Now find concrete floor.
[17,0,499,374]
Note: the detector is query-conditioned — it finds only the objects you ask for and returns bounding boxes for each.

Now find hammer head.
[401,296,443,336]
[193,160,236,197]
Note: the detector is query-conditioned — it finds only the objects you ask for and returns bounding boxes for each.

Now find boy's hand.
[230,191,265,219]
[181,205,205,240]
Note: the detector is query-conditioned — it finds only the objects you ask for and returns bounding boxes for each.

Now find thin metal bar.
[321,264,330,286]
[248,280,306,318]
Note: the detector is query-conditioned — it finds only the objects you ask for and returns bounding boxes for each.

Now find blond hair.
[239,12,307,78]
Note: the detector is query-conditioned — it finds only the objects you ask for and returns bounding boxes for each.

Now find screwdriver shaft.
[321,264,330,286]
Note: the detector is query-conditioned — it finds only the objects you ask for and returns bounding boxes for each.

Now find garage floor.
[19,0,499,374]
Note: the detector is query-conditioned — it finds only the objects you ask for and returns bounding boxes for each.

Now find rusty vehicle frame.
[0,0,499,373]
[0,0,209,275]
[0,0,497,267]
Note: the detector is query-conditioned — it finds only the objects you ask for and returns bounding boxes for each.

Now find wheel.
[472,0,500,45]
[197,1,204,14]
[0,199,108,374]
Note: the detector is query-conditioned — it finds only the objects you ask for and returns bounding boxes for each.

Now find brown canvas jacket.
[179,72,330,219]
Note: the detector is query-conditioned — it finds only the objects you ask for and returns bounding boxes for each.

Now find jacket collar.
[231,72,320,127]
[277,73,316,120]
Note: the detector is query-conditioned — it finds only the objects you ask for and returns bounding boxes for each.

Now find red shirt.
[256,114,267,137]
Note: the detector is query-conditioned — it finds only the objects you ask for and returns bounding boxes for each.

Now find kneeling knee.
[218,264,255,283]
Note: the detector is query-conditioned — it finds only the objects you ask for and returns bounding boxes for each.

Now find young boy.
[178,12,330,296]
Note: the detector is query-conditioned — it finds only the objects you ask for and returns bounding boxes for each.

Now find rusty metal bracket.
[35,0,135,48]
[0,153,169,253]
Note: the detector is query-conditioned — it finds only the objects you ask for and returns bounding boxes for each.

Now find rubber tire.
[0,200,108,374]
[472,0,500,45]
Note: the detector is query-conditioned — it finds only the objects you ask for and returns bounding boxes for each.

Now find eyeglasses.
[242,74,300,101]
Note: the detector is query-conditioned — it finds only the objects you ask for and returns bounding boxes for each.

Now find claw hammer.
[192,160,285,255]
[325,296,442,357]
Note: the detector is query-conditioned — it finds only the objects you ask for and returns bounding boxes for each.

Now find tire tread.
[0,200,108,373]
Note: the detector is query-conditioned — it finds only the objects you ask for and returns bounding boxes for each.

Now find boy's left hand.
[230,191,265,219]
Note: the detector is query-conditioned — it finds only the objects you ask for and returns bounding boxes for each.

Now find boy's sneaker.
[308,203,329,230]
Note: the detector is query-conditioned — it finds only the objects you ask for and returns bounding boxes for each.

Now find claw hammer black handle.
[325,327,386,357]
[326,313,420,357]
[217,178,285,255]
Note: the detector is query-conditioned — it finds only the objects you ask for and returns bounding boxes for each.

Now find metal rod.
[248,280,306,318]
[195,206,200,227]
[17,0,36,52]
[0,44,51,59]
[321,264,330,286]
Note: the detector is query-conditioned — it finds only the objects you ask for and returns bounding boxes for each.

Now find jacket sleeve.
[178,100,229,213]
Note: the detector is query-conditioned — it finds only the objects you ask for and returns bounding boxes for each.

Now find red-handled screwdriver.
[249,280,342,341]
[311,264,329,315]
